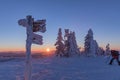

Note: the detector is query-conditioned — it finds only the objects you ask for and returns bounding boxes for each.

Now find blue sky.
[0,0,120,52]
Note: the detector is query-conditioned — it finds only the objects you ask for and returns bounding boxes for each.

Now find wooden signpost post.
[18,15,46,80]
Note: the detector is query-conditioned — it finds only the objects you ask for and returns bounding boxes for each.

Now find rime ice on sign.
[33,20,46,32]
[32,33,43,45]
[18,15,46,80]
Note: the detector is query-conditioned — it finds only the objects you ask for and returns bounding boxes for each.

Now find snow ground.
[0,56,120,80]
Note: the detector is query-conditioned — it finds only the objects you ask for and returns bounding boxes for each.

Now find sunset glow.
[0,0,120,53]
[46,48,50,52]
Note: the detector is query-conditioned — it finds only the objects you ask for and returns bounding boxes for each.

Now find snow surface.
[0,55,120,80]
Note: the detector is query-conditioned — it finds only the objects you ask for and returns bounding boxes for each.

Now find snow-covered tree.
[97,47,105,55]
[55,28,80,57]
[93,40,99,55]
[64,30,80,57]
[84,29,99,56]
[55,28,65,57]
[70,31,80,55]
[105,43,111,55]
[64,29,69,40]
[84,29,94,56]
[64,29,70,57]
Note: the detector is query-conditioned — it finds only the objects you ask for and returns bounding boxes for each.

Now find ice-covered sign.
[32,33,43,45]
[18,19,28,27]
[33,20,46,33]
[18,15,46,80]
[18,18,46,33]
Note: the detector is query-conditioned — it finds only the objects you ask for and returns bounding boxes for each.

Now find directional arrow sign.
[33,20,46,33]
[18,19,28,27]
[32,33,43,45]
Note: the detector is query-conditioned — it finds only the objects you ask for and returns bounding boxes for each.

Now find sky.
[0,0,120,52]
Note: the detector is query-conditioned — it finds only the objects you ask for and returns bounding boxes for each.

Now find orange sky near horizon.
[0,44,120,52]
[0,45,55,52]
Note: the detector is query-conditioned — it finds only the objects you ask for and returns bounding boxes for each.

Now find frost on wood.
[33,20,46,33]
[18,19,28,27]
[32,33,43,45]
[18,15,46,80]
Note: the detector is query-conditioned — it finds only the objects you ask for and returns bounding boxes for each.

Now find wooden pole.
[25,15,33,80]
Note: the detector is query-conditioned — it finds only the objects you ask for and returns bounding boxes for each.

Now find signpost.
[32,33,43,45]
[18,15,46,80]
[33,20,46,32]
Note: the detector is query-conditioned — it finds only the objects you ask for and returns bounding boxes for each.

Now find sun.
[46,48,50,52]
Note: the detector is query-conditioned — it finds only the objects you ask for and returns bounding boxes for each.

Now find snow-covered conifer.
[93,40,99,55]
[71,31,80,55]
[64,29,70,57]
[55,28,65,57]
[84,29,94,56]
[84,29,100,56]
[64,30,80,57]
[97,47,105,55]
